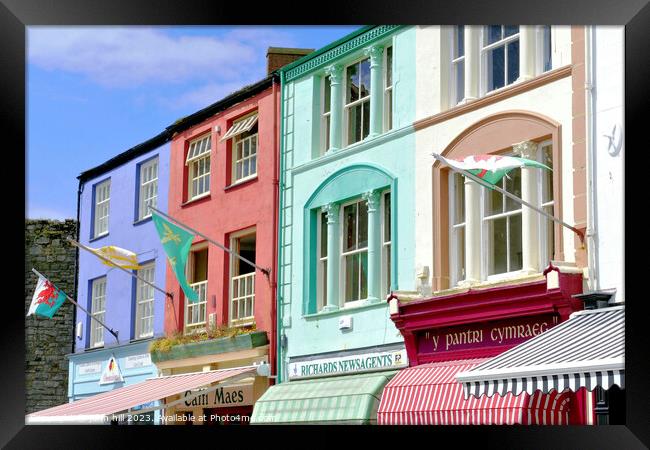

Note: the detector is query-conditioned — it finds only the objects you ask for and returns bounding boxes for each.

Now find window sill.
[181,193,211,207]
[224,175,258,191]
[303,299,387,320]
[88,233,109,243]
[133,216,153,226]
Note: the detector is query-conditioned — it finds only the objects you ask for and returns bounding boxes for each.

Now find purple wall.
[75,143,169,352]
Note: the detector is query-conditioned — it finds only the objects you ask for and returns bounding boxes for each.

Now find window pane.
[507,40,520,84]
[489,217,508,275]
[504,25,519,37]
[544,204,555,261]
[486,183,503,216]
[486,25,502,45]
[385,90,392,130]
[243,159,250,178]
[455,60,465,104]
[344,204,357,252]
[348,103,362,144]
[359,58,370,98]
[509,214,523,271]
[542,26,552,72]
[456,226,466,280]
[384,193,391,242]
[347,64,359,103]
[456,25,465,57]
[324,75,331,113]
[358,200,368,249]
[345,253,359,301]
[542,146,554,203]
[454,173,465,224]
[362,100,370,140]
[505,168,522,212]
[250,156,257,176]
[359,251,368,299]
[193,249,208,282]
[385,47,393,86]
[320,212,328,257]
[487,46,505,91]
[385,244,391,293]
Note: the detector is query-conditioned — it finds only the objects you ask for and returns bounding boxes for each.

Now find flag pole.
[30,268,120,342]
[67,238,174,300]
[149,207,272,279]
[432,153,585,246]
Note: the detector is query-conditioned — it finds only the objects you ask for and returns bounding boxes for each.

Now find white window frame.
[449,172,466,286]
[339,197,369,307]
[229,228,256,327]
[317,210,328,311]
[138,157,158,221]
[450,26,466,106]
[380,190,392,297]
[185,244,208,333]
[134,262,155,339]
[231,117,258,184]
[321,75,331,155]
[89,277,106,348]
[344,57,372,147]
[93,179,110,238]
[480,25,520,95]
[186,134,211,201]
[383,45,393,132]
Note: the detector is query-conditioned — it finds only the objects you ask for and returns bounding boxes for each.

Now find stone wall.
[25,219,77,414]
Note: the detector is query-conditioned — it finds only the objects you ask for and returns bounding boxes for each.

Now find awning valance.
[250,371,396,424]
[26,366,256,425]
[457,306,625,398]
[220,113,258,142]
[377,359,573,425]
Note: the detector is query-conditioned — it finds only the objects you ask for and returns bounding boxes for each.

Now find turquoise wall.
[278,26,416,380]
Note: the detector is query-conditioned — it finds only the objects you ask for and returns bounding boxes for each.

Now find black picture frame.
[5,0,648,447]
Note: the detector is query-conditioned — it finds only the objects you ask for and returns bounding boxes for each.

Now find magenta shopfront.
[377,266,591,425]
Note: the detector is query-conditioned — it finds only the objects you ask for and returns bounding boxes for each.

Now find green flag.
[151,211,199,303]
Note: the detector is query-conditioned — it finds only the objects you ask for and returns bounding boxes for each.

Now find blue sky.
[26,26,360,220]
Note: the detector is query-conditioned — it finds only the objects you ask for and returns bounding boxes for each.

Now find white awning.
[26,366,257,425]
[457,305,625,398]
[185,134,212,164]
[220,113,258,141]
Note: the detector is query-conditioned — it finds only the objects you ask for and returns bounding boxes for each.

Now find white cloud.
[28,26,294,88]
[26,205,74,221]
[159,80,260,110]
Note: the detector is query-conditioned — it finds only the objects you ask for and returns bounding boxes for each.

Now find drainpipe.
[73,178,83,352]
[270,75,279,385]
[276,69,286,383]
[585,26,599,291]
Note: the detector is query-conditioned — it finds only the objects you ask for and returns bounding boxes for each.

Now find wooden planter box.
[150,331,268,363]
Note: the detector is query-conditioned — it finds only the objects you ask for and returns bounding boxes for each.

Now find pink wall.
[165,83,279,355]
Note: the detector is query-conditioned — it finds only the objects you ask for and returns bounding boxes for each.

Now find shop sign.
[124,353,152,369]
[417,314,559,355]
[182,384,253,408]
[288,348,408,380]
[99,355,124,385]
[77,361,102,376]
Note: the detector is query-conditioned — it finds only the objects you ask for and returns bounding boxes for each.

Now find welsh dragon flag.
[27,274,67,319]
[433,153,551,185]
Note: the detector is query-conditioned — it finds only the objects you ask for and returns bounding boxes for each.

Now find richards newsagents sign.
[288,348,408,380]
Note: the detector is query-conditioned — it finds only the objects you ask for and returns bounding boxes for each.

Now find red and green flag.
[434,153,551,186]
[27,274,67,319]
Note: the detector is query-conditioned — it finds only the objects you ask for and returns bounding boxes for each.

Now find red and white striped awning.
[377,359,573,425]
[26,366,256,425]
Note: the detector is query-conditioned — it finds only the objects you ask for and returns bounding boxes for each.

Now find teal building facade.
[252,25,417,424]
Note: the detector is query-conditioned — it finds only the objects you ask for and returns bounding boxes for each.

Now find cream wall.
[592,26,624,301]
[413,25,577,286]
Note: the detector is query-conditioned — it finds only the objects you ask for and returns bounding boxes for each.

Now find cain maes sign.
[183,384,253,408]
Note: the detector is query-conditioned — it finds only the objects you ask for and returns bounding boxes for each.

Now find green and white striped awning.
[250,371,397,425]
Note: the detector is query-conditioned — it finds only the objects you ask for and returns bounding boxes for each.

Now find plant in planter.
[149,323,257,354]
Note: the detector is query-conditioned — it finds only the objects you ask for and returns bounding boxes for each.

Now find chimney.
[266,47,315,74]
